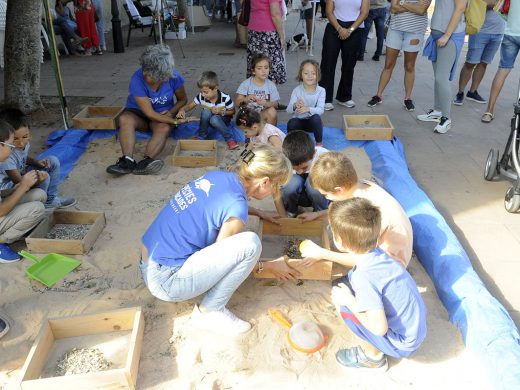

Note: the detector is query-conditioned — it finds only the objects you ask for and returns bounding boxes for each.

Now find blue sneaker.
[0,243,21,263]
[336,346,388,372]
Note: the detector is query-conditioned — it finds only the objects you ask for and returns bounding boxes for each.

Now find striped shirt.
[194,90,234,114]
[389,0,428,35]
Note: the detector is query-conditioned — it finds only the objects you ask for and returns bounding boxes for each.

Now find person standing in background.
[482,0,520,123]
[92,0,106,52]
[358,0,387,61]
[417,0,467,134]
[454,0,505,107]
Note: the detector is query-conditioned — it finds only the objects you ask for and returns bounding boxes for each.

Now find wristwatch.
[348,27,355,32]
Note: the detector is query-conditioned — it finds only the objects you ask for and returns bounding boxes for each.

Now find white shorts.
[386,28,424,53]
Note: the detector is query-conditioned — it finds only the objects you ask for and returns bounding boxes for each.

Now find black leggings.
[287,114,323,143]
[319,21,363,103]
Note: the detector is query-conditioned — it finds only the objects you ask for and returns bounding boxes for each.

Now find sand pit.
[0,138,492,389]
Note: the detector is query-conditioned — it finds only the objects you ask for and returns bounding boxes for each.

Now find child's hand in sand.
[297,211,319,222]
[266,256,301,280]
[299,239,324,259]
[331,282,355,308]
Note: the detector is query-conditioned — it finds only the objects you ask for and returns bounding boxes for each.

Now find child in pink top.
[235,105,285,149]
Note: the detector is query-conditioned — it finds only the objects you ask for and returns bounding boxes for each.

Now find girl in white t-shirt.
[235,106,285,149]
[235,53,281,125]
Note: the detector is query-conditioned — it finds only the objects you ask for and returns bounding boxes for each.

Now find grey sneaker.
[133,157,164,175]
[45,196,77,209]
[324,103,334,111]
[434,116,451,134]
[417,109,442,122]
[337,100,356,108]
[191,305,251,334]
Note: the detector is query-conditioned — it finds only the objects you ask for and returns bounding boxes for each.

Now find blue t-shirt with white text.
[125,68,185,112]
[141,171,248,267]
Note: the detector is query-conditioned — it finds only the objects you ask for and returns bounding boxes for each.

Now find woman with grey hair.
[107,45,187,175]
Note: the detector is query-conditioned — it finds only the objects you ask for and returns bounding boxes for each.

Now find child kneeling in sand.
[329,198,427,370]
[0,109,75,209]
[300,152,413,268]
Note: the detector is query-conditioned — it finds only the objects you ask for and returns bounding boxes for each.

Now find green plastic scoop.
[19,250,81,288]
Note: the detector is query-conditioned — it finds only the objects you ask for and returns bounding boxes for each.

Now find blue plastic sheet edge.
[39,126,520,388]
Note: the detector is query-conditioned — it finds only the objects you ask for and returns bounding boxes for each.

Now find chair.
[123,0,157,47]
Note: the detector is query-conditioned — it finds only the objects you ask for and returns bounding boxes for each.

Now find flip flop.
[482,112,494,123]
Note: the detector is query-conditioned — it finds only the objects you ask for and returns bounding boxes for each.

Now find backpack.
[238,0,251,27]
[465,0,487,35]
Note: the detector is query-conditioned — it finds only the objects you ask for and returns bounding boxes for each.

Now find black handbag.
[238,0,250,26]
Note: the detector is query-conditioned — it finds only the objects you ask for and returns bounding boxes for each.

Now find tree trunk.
[4,0,43,113]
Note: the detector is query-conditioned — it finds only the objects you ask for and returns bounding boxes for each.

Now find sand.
[0,141,492,389]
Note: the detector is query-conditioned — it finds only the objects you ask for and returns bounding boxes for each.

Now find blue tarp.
[40,125,520,388]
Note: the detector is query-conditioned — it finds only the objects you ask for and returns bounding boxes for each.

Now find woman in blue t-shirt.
[107,45,188,175]
[140,146,298,335]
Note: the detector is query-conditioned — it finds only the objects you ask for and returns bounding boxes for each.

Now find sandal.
[482,112,494,123]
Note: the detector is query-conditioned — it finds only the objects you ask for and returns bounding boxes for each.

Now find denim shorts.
[385,28,424,53]
[466,33,503,64]
[499,34,520,69]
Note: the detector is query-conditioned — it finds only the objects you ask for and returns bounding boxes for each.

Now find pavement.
[2,14,519,328]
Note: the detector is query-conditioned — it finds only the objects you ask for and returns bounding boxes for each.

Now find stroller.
[484,80,520,213]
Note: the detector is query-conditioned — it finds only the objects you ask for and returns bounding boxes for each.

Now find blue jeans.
[359,7,387,57]
[53,13,78,54]
[139,232,261,311]
[92,0,106,51]
[282,174,329,214]
[28,155,60,203]
[499,34,520,69]
[199,109,233,141]
[287,114,323,143]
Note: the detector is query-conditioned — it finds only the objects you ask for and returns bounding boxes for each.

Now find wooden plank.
[81,212,106,254]
[126,309,144,388]
[254,258,333,280]
[171,140,218,167]
[254,218,333,280]
[25,211,105,255]
[343,114,394,140]
[49,308,138,339]
[19,322,55,383]
[72,106,123,130]
[262,218,324,236]
[19,308,143,390]
[21,369,129,390]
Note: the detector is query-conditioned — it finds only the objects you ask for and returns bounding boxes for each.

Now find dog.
[287,33,309,52]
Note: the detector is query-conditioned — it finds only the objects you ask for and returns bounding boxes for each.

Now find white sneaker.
[191,305,251,334]
[434,117,451,134]
[324,103,334,111]
[417,109,442,122]
[337,100,356,108]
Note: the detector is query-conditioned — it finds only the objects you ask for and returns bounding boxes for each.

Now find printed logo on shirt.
[149,96,168,105]
[169,183,198,213]
[194,178,214,196]
[252,91,270,101]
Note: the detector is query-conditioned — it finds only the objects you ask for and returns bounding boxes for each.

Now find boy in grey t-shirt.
[0,109,76,209]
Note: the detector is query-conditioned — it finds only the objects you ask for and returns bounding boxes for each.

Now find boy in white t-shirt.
[276,130,329,218]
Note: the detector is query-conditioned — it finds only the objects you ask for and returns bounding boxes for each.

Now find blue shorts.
[499,34,520,69]
[339,305,413,359]
[466,33,503,64]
